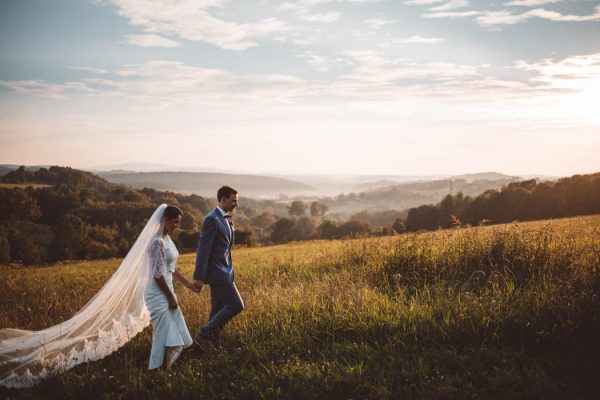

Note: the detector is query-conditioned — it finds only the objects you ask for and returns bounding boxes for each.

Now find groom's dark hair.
[217,186,238,201]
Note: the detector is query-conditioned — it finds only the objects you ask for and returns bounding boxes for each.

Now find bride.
[0,204,197,388]
[145,205,196,370]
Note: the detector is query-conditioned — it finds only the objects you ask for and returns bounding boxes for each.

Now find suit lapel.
[214,208,232,245]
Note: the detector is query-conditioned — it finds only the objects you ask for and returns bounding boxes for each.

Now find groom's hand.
[193,280,204,293]
[186,281,201,293]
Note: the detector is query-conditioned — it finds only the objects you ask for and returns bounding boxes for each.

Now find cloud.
[279,0,385,23]
[503,0,562,6]
[4,52,598,111]
[514,53,600,89]
[69,66,109,74]
[406,0,600,27]
[364,18,397,29]
[396,35,447,44]
[107,0,288,51]
[430,0,470,12]
[278,1,341,23]
[125,34,180,48]
[338,51,479,87]
[91,60,318,105]
[348,0,387,3]
[300,11,341,22]
[0,80,95,99]
[404,0,480,19]
[403,0,444,5]
[298,52,333,72]
[476,5,600,27]
[424,10,480,18]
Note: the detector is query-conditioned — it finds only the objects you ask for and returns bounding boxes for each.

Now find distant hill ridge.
[97,171,316,199]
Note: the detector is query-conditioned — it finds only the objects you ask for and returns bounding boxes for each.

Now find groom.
[193,185,244,352]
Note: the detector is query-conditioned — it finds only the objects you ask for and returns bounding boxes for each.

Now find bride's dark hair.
[164,205,183,220]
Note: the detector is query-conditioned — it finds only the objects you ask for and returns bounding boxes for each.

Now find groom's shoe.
[193,334,217,354]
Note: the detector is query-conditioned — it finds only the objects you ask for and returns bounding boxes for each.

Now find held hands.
[186,281,201,293]
[192,280,204,293]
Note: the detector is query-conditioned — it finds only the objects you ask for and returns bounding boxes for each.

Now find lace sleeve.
[150,239,167,279]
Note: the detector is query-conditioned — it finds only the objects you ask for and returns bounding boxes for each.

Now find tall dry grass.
[1,215,599,399]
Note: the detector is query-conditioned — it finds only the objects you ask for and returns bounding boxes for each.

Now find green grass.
[1,216,600,399]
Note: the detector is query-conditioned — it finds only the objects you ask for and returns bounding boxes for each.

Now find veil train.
[0,204,167,388]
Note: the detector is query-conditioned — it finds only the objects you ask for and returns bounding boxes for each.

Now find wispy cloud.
[424,10,480,19]
[406,0,480,20]
[69,66,109,74]
[396,35,447,44]
[514,53,600,89]
[504,0,562,6]
[339,50,479,86]
[407,0,600,27]
[3,52,599,107]
[430,0,470,12]
[125,34,180,48]
[477,5,600,27]
[364,18,397,29]
[279,0,385,24]
[403,0,444,5]
[300,11,341,22]
[108,0,288,50]
[298,51,333,71]
[0,80,95,99]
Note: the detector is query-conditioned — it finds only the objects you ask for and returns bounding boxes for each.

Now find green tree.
[9,230,42,265]
[309,201,328,218]
[318,220,338,239]
[336,220,372,238]
[291,216,317,241]
[270,217,296,244]
[288,200,307,217]
[253,212,277,229]
[392,218,406,233]
[49,214,89,261]
[0,188,41,228]
[180,213,198,231]
[234,227,257,247]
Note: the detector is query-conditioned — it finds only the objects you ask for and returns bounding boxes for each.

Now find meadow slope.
[1,216,599,399]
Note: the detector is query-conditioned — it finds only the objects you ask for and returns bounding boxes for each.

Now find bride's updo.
[164,205,183,220]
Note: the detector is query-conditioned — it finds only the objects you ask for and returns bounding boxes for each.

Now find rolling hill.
[97,171,317,199]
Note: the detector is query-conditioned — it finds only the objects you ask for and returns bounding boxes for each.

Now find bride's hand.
[168,295,178,309]
[192,280,203,293]
[186,282,200,293]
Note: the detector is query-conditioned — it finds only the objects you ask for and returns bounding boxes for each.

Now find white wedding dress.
[0,204,180,388]
[145,235,192,370]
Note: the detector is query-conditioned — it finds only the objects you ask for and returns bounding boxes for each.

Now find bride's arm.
[150,239,178,308]
[173,270,199,292]
[154,276,178,308]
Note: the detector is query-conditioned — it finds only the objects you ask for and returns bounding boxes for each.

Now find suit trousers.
[199,282,244,339]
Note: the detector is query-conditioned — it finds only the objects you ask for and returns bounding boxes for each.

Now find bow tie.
[224,214,232,219]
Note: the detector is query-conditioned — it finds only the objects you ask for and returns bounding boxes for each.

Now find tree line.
[1,166,599,265]
[0,166,381,265]
[401,174,600,231]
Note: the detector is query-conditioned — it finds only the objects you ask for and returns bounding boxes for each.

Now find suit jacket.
[193,208,235,285]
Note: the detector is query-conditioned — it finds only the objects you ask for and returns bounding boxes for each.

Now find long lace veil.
[0,204,167,388]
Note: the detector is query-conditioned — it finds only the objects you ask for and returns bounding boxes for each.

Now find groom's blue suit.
[194,208,235,285]
[194,207,243,341]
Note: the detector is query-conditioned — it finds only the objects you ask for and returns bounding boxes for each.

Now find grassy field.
[1,215,599,399]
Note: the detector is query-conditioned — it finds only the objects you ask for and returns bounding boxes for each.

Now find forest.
[1,166,599,265]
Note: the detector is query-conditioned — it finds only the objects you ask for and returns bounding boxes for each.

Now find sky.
[0,0,599,177]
